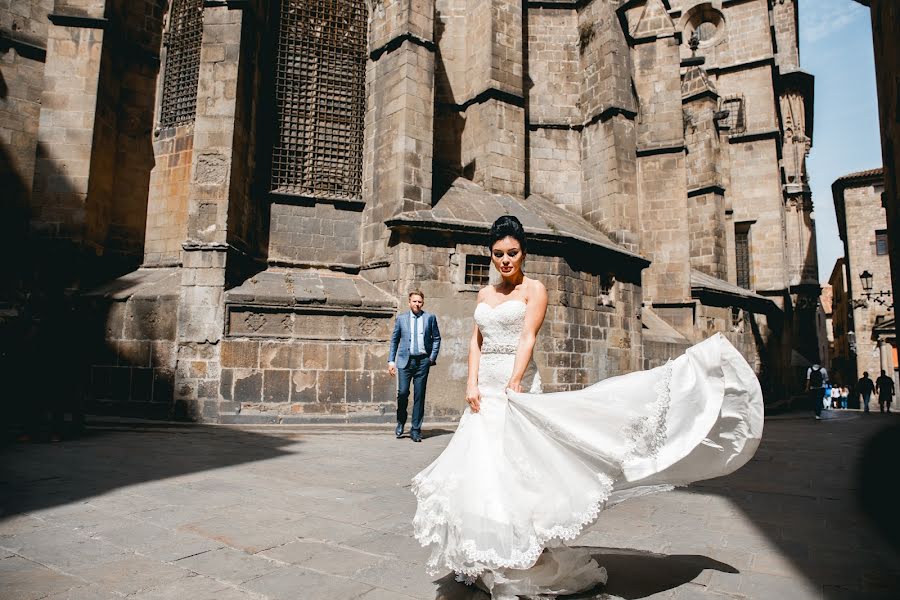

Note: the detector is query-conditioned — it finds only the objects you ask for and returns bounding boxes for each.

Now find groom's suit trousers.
[397,355,430,435]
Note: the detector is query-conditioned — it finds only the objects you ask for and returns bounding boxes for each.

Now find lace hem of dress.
[411,358,675,580]
[411,472,615,579]
[623,359,673,460]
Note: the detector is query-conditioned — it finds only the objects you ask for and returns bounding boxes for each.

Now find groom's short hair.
[409,289,425,300]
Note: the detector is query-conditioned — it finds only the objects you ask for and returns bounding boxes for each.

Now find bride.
[412,216,764,599]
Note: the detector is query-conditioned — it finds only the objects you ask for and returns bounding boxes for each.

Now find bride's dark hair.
[488,215,527,252]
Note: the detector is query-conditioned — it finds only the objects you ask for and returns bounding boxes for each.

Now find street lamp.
[856,270,893,309]
[860,270,874,293]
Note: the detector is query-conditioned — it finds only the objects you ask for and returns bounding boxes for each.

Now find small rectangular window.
[465,255,491,287]
[735,223,752,290]
[599,273,616,307]
[876,230,889,256]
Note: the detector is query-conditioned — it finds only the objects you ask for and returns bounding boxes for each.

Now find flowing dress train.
[412,300,763,598]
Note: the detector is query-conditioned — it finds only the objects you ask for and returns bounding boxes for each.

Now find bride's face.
[491,236,525,278]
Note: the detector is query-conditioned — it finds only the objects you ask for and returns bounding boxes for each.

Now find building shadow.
[858,421,900,553]
[0,424,297,518]
[691,412,900,598]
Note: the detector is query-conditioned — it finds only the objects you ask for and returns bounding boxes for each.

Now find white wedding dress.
[412,300,763,599]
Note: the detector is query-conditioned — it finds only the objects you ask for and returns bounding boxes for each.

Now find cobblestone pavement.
[2,410,900,599]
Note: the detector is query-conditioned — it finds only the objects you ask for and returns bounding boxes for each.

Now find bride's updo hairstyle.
[488,215,527,253]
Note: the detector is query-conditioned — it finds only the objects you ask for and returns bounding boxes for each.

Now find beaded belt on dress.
[481,343,517,355]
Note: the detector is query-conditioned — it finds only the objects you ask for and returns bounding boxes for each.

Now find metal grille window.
[719,96,746,134]
[159,0,203,127]
[465,255,491,287]
[735,225,751,290]
[876,230,889,256]
[271,0,367,199]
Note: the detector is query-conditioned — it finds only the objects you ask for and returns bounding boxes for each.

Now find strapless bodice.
[473,300,541,394]
[474,300,527,355]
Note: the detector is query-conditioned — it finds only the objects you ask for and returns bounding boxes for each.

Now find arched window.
[159,0,204,127]
[271,0,368,200]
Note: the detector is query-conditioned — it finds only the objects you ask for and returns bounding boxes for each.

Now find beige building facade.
[1,0,819,424]
[832,168,896,389]
[854,0,900,353]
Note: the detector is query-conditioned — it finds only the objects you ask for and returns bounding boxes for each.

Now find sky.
[798,0,883,283]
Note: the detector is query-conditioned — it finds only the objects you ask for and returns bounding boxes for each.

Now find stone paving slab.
[1,412,900,599]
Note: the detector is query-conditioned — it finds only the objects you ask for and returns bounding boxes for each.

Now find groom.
[388,290,441,442]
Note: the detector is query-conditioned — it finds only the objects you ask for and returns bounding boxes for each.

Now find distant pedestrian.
[840,386,849,409]
[388,290,441,442]
[806,363,828,420]
[830,385,841,409]
[876,370,895,413]
[858,372,874,413]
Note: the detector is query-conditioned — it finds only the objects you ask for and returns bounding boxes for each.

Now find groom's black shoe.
[395,423,404,438]
[411,432,422,443]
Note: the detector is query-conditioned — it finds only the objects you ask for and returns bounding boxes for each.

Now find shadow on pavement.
[430,549,736,600]
[423,428,456,440]
[0,425,296,518]
[584,548,737,598]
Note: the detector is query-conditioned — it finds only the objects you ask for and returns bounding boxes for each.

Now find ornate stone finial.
[689,30,700,55]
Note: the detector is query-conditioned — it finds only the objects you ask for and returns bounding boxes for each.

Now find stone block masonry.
[269,202,362,268]
[145,127,193,266]
[170,2,250,421]
[0,0,53,297]
[220,339,396,420]
[31,19,105,243]
[363,0,436,265]
[82,269,181,419]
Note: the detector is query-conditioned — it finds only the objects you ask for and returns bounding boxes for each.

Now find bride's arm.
[507,281,548,392]
[465,322,484,412]
[466,287,489,412]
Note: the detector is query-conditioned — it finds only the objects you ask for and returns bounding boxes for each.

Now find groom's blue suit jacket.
[389,311,441,369]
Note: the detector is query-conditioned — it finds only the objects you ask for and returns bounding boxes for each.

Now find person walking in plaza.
[830,384,841,410]
[876,370,895,413]
[840,386,849,409]
[858,372,875,413]
[388,290,441,442]
[806,362,828,420]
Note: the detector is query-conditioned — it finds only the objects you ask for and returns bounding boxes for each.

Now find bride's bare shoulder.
[524,277,547,298]
[476,285,494,303]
